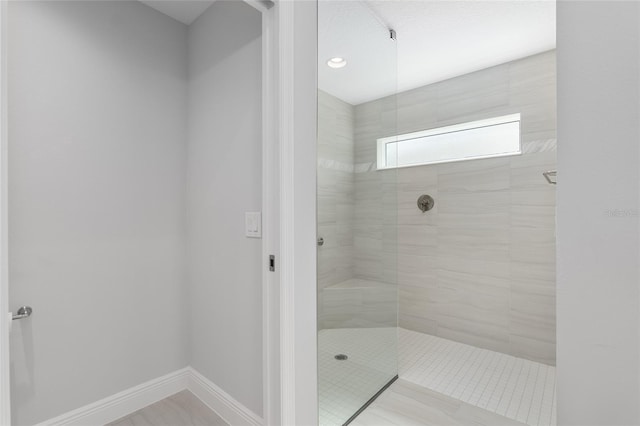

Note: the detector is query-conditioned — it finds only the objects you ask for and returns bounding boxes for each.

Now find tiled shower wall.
[354,50,557,365]
[317,91,356,326]
[318,88,402,331]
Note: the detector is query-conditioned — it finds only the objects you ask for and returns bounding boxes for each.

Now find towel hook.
[543,170,557,185]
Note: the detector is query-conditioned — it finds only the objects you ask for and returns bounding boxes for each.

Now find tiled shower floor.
[318,328,397,426]
[399,329,556,426]
[319,328,557,426]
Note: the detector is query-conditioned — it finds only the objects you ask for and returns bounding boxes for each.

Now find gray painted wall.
[8,0,264,423]
[7,2,188,424]
[557,1,640,424]
[186,1,263,417]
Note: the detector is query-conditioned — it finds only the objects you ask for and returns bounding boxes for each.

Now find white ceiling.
[139,0,216,25]
[139,0,556,105]
[319,0,556,105]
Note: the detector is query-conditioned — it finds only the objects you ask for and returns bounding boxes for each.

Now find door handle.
[12,306,32,320]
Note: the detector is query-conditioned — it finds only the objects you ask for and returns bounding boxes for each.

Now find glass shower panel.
[317,1,398,425]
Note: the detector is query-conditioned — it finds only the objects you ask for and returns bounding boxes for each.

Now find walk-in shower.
[317,2,398,424]
[317,1,557,425]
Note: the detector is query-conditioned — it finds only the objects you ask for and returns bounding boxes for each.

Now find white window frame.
[376,113,522,170]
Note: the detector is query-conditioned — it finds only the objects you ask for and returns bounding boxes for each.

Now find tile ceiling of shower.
[139,0,216,25]
[318,0,556,105]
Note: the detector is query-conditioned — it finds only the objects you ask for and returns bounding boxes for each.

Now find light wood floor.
[350,379,527,426]
[106,381,525,426]
[106,390,228,426]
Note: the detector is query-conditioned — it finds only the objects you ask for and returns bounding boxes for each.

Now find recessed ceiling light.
[327,57,347,69]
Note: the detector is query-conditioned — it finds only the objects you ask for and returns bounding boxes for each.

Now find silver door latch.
[12,306,32,320]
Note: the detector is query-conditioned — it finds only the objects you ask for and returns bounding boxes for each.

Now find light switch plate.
[245,212,262,238]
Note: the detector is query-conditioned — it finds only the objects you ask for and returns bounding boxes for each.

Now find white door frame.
[251,0,319,424]
[276,1,318,425]
[0,0,10,424]
[241,1,285,424]
[215,1,321,423]
[258,1,319,424]
[246,0,282,425]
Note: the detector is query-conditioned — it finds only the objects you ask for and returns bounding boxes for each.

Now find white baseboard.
[187,367,263,426]
[35,367,263,426]
[37,368,190,426]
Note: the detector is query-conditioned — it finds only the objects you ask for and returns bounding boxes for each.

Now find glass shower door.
[317,1,398,424]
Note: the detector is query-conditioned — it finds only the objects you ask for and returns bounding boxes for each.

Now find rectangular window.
[377,114,521,170]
